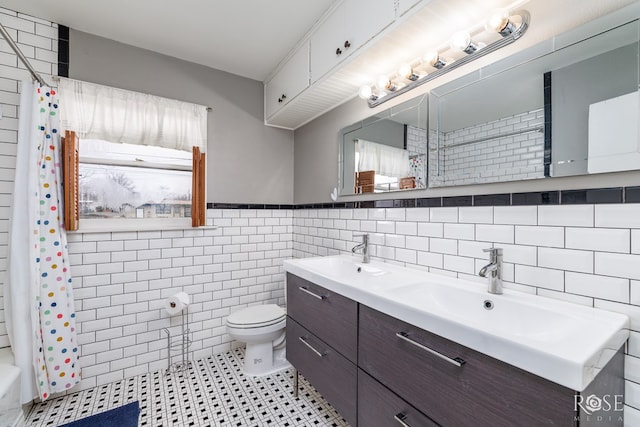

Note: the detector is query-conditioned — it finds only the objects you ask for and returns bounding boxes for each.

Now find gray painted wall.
[69,30,294,204]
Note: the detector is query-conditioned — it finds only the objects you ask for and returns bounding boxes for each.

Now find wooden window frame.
[62,131,206,230]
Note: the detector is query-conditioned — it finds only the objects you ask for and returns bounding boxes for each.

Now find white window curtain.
[357,139,409,177]
[57,77,207,152]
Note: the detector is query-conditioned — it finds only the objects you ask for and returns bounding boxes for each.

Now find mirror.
[338,94,428,195]
[428,15,640,187]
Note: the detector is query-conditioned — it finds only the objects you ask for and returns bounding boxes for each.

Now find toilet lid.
[227,304,286,329]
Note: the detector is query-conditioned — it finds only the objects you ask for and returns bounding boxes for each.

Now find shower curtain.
[5,81,80,403]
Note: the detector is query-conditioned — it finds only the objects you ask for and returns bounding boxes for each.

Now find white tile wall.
[430,108,545,186]
[292,203,640,417]
[66,208,291,390]
[0,9,58,348]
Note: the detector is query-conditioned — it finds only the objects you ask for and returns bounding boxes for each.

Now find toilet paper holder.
[163,308,192,375]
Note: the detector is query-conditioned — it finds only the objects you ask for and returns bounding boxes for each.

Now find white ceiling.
[0,0,335,81]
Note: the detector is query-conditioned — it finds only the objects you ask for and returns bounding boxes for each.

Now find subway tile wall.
[66,208,292,390]
[0,9,59,348]
[292,204,640,422]
[430,108,545,187]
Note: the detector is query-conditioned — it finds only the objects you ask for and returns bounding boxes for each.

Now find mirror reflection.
[339,11,639,195]
[429,17,639,187]
[339,95,428,195]
[428,59,545,187]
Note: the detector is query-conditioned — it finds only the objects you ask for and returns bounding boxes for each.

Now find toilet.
[226,304,289,376]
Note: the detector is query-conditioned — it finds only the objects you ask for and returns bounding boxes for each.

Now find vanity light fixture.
[398,63,422,81]
[376,75,399,92]
[450,31,479,54]
[358,85,378,101]
[424,51,447,69]
[485,8,516,36]
[362,9,530,108]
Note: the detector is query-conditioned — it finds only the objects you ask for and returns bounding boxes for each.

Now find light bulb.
[358,85,373,100]
[485,8,515,36]
[450,31,477,54]
[376,75,397,91]
[398,63,420,81]
[424,51,446,69]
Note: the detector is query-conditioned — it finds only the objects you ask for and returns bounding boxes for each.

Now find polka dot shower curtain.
[5,81,80,403]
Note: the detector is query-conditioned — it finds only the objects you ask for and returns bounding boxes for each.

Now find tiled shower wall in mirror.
[429,108,545,186]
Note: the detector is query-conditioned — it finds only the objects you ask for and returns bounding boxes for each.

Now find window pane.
[79,164,191,219]
[80,139,191,167]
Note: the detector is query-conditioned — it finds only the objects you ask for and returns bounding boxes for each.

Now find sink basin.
[283,255,426,295]
[381,280,628,391]
[283,255,629,391]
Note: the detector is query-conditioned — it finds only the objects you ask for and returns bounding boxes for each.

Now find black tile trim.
[416,197,442,207]
[473,193,511,206]
[560,188,623,204]
[57,25,69,78]
[443,196,472,207]
[625,186,640,203]
[512,191,559,206]
[206,186,637,210]
[543,71,552,177]
[207,203,294,209]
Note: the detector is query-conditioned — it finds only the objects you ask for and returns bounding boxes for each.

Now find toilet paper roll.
[165,292,190,316]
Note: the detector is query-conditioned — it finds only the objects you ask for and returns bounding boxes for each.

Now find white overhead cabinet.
[265,0,421,129]
[310,0,396,83]
[265,42,310,119]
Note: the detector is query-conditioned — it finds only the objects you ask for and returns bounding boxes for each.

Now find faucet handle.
[353,233,369,240]
[483,247,503,255]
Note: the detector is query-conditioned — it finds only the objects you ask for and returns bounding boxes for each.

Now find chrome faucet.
[352,234,370,263]
[479,247,503,294]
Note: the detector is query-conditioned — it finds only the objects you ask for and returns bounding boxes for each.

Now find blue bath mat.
[59,401,140,427]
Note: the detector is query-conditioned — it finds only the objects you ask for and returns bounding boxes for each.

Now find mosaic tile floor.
[25,348,350,427]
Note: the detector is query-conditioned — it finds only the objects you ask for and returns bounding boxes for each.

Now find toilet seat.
[227,304,286,329]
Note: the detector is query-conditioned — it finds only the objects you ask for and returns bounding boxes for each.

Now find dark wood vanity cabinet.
[286,273,625,427]
[286,273,358,425]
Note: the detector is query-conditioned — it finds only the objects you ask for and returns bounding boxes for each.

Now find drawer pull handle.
[396,332,465,367]
[299,336,326,357]
[394,413,411,427]
[298,286,326,300]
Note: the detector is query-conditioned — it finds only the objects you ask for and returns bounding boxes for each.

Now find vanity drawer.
[286,317,357,426]
[358,305,575,427]
[358,369,439,427]
[286,273,358,362]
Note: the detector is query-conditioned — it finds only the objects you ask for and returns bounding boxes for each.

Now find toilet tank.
[0,348,24,427]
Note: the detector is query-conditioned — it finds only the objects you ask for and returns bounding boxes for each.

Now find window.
[355,139,409,192]
[79,139,192,220]
[59,78,207,231]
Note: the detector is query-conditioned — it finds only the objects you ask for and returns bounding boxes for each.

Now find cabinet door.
[397,0,423,17]
[265,42,310,118]
[359,305,575,426]
[310,2,346,83]
[286,273,358,362]
[344,0,395,53]
[287,317,357,426]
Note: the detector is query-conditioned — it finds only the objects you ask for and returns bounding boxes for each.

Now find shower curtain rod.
[0,20,48,86]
